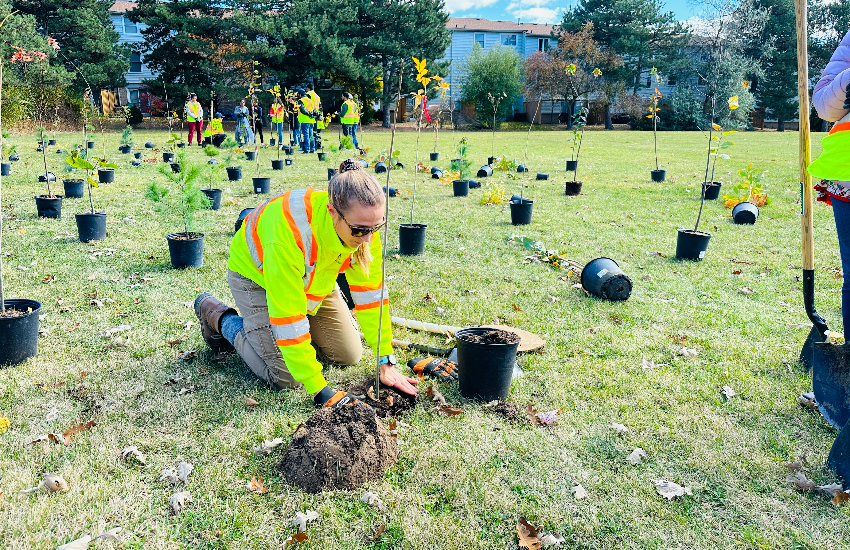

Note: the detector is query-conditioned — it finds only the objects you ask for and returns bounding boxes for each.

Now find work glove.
[407,356,459,382]
[313,385,364,409]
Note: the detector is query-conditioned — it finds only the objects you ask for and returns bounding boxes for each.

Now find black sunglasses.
[336,208,386,237]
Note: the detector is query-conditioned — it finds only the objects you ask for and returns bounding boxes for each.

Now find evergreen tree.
[753,0,797,131]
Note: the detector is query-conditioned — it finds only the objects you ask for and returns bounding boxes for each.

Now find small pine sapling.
[120,125,134,149]
[147,152,210,236]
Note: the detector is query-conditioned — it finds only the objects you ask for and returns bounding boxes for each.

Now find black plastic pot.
[650,169,666,182]
[63,179,84,198]
[8,154,18,161]
[431,169,443,179]
[75,212,107,242]
[0,298,42,366]
[235,207,255,232]
[48,139,56,146]
[399,223,427,255]
[828,421,850,484]
[166,232,204,269]
[566,160,578,171]
[120,145,131,154]
[317,152,327,161]
[270,138,276,147]
[702,181,721,200]
[565,181,582,196]
[170,162,181,173]
[226,166,242,181]
[145,142,154,149]
[536,173,548,180]
[38,172,57,182]
[468,180,481,189]
[732,201,759,224]
[509,198,533,225]
[430,152,440,161]
[328,168,338,181]
[132,160,141,167]
[285,159,293,166]
[245,151,256,161]
[35,195,62,218]
[517,165,528,173]
[453,179,469,197]
[375,162,388,173]
[163,152,174,162]
[580,257,633,301]
[134,152,142,159]
[177,143,185,148]
[477,166,493,178]
[253,177,271,194]
[383,186,398,197]
[272,159,284,170]
[201,188,222,210]
[98,168,115,183]
[290,139,296,146]
[675,229,711,261]
[87,141,95,149]
[456,327,519,402]
[488,156,496,165]
[284,146,293,155]
[0,162,9,176]
[359,160,369,168]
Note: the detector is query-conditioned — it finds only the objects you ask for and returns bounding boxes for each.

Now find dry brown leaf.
[388,419,398,437]
[512,304,522,311]
[816,483,843,497]
[253,437,284,456]
[246,397,260,408]
[386,395,394,407]
[284,532,309,545]
[426,386,447,406]
[179,350,198,361]
[436,405,463,416]
[799,394,818,410]
[785,461,803,472]
[166,338,183,347]
[60,420,96,445]
[786,472,816,492]
[832,491,850,506]
[246,475,268,494]
[366,385,377,401]
[517,518,542,550]
[371,524,386,540]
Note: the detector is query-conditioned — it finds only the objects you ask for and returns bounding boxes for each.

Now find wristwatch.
[378,354,397,367]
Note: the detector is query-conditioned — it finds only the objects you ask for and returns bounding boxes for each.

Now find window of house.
[667,75,676,86]
[538,38,549,52]
[130,52,142,73]
[646,77,651,87]
[123,16,138,34]
[128,89,140,105]
[474,33,484,48]
[501,34,517,46]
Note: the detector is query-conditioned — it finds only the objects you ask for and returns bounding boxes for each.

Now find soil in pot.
[347,379,419,418]
[0,298,42,366]
[63,179,85,198]
[98,168,115,183]
[456,327,520,402]
[253,177,271,194]
[453,179,469,197]
[75,212,107,242]
[399,223,427,255]
[650,169,666,182]
[35,195,62,218]
[675,229,711,261]
[166,232,204,269]
[276,402,398,493]
[564,181,583,196]
[702,181,721,200]
[462,330,521,345]
[201,188,222,210]
[271,159,284,170]
[226,166,242,181]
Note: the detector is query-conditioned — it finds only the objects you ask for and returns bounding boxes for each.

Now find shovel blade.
[812,342,850,429]
[828,421,850,485]
[799,327,825,371]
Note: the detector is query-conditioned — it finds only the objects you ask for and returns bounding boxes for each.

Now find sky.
[444,0,700,25]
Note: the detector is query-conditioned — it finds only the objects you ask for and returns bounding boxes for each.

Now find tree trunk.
[382,103,391,128]
[566,100,576,129]
[604,103,613,130]
[777,119,785,132]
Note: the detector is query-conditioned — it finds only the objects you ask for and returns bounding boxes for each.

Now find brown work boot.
[194,293,237,352]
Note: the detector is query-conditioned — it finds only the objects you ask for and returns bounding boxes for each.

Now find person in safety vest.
[194,158,419,407]
[297,88,316,153]
[269,96,287,148]
[339,92,360,149]
[185,93,204,146]
[203,112,227,147]
[288,93,301,149]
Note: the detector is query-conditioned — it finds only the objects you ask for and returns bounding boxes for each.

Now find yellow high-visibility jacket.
[297,96,315,124]
[203,118,224,137]
[185,100,203,122]
[228,189,392,394]
[269,103,286,123]
[340,99,360,124]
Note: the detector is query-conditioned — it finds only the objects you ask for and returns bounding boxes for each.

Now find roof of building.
[110,1,136,13]
[446,17,554,36]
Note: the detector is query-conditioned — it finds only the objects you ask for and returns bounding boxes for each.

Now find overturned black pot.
[517,165,528,173]
[328,168,338,181]
[580,257,632,301]
[702,181,721,200]
[456,327,519,401]
[170,162,181,173]
[134,152,142,159]
[87,141,95,149]
[453,179,469,197]
[253,177,271,194]
[48,139,56,146]
[566,160,578,171]
[0,162,9,176]
[375,162,388,174]
[650,169,666,182]
[477,166,493,178]
[35,195,63,218]
[201,188,222,210]
[120,145,132,154]
[0,298,42,366]
[383,186,398,197]
[399,223,427,255]
[177,143,186,149]
[431,169,443,179]
[565,181,582,196]
[272,159,284,170]
[245,151,256,161]
[536,173,548,180]
[732,201,759,224]
[226,166,242,181]
[63,179,85,198]
[98,168,115,183]
[468,180,481,189]
[145,142,155,149]
[38,172,57,182]
[509,198,533,225]
[163,152,175,162]
[430,152,440,161]
[317,152,327,161]
[8,154,19,161]
[166,232,204,269]
[675,229,711,261]
[75,211,107,242]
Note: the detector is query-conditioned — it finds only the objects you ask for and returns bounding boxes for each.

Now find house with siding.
[109,1,154,108]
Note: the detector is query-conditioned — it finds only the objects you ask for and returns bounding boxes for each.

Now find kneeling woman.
[195,159,418,406]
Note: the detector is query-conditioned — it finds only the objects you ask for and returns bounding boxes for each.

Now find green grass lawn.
[1,127,848,549]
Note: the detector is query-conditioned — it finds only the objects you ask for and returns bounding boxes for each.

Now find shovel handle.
[796,0,814,271]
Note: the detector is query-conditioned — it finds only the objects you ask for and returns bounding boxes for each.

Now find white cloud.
[444,0,500,12]
[510,6,564,24]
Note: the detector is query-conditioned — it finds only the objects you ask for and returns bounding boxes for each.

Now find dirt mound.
[277,402,398,493]
[462,329,521,345]
[347,378,419,418]
[487,401,523,423]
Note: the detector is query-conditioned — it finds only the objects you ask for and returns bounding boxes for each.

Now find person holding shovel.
[194,159,419,407]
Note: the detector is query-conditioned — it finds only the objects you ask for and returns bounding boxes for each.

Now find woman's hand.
[379,364,419,396]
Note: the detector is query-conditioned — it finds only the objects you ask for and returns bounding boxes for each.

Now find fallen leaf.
[640,358,663,370]
[627,448,648,464]
[815,483,843,497]
[676,346,698,357]
[27,434,50,445]
[426,386,447,406]
[246,397,260,408]
[283,533,309,545]
[387,418,398,436]
[246,475,268,494]
[721,385,736,399]
[361,491,386,511]
[179,350,198,361]
[42,274,55,284]
[20,473,69,494]
[292,510,319,532]
[386,395,394,407]
[159,468,179,484]
[57,536,92,550]
[654,479,692,500]
[371,524,386,540]
[541,533,565,547]
[799,393,818,410]
[545,294,560,303]
[571,484,588,500]
[738,286,753,295]
[437,405,463,416]
[609,422,629,435]
[786,472,816,492]
[170,490,192,514]
[366,385,377,401]
[832,491,850,506]
[536,409,560,425]
[785,460,803,472]
[60,420,96,445]
[166,338,183,347]
[46,407,59,422]
[177,461,193,485]
[517,518,542,550]
[121,446,146,464]
[253,437,284,456]
[512,304,521,311]
[91,299,104,308]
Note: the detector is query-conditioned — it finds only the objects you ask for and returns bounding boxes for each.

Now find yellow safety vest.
[340,100,360,124]
[297,97,315,124]
[185,101,202,122]
[228,189,392,393]
[307,90,320,110]
[269,103,286,123]
[203,118,224,137]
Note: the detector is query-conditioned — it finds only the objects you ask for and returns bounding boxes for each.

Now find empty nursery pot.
[564,181,582,196]
[253,177,271,194]
[453,179,469,197]
[456,327,520,402]
[566,160,578,171]
[395,162,405,169]
[580,257,633,301]
[317,152,327,161]
[120,145,131,154]
[517,165,528,173]
[166,232,204,269]
[35,195,63,218]
[650,169,666,182]
[234,207,255,232]
[430,166,442,175]
[134,152,142,159]
[132,160,141,167]
[675,229,711,261]
[431,169,443,179]
[509,198,533,225]
[0,162,9,176]
[163,152,175,162]
[8,154,19,161]
[38,172,57,182]
[375,162,388,173]
[63,179,85,198]
[284,146,293,155]
[98,168,115,183]
[358,160,369,168]
[201,188,222,210]
[399,223,427,255]
[328,168,338,181]
[285,158,293,166]
[226,166,242,181]
[145,142,154,148]
[75,212,107,242]
[271,159,284,170]
[477,166,493,178]
[170,162,181,173]
[702,181,721,200]
[48,139,56,146]
[536,173,549,180]
[87,141,95,149]
[0,298,42,366]
[430,152,440,161]
[245,151,256,161]
[383,186,398,197]
[732,201,759,225]
[468,180,481,189]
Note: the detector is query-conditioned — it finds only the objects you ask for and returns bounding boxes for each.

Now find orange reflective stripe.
[275,333,312,346]
[339,257,352,272]
[270,314,307,325]
[349,283,383,292]
[270,314,310,345]
[830,121,850,135]
[354,297,389,311]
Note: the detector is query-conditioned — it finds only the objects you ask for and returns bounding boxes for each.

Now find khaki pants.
[227,269,362,389]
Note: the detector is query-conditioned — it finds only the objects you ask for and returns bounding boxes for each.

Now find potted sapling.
[64,89,95,199]
[146,152,211,269]
[65,150,111,242]
[511,86,544,225]
[487,91,506,165]
[565,106,588,196]
[202,145,223,209]
[723,162,769,225]
[452,137,473,197]
[1,131,14,176]
[119,125,134,154]
[701,96,739,201]
[648,69,665,182]
[223,150,242,181]
[430,79,450,161]
[327,134,354,181]
[164,132,181,164]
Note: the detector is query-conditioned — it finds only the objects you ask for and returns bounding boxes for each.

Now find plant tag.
[699,251,706,258]
[597,268,609,278]
[255,188,261,193]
